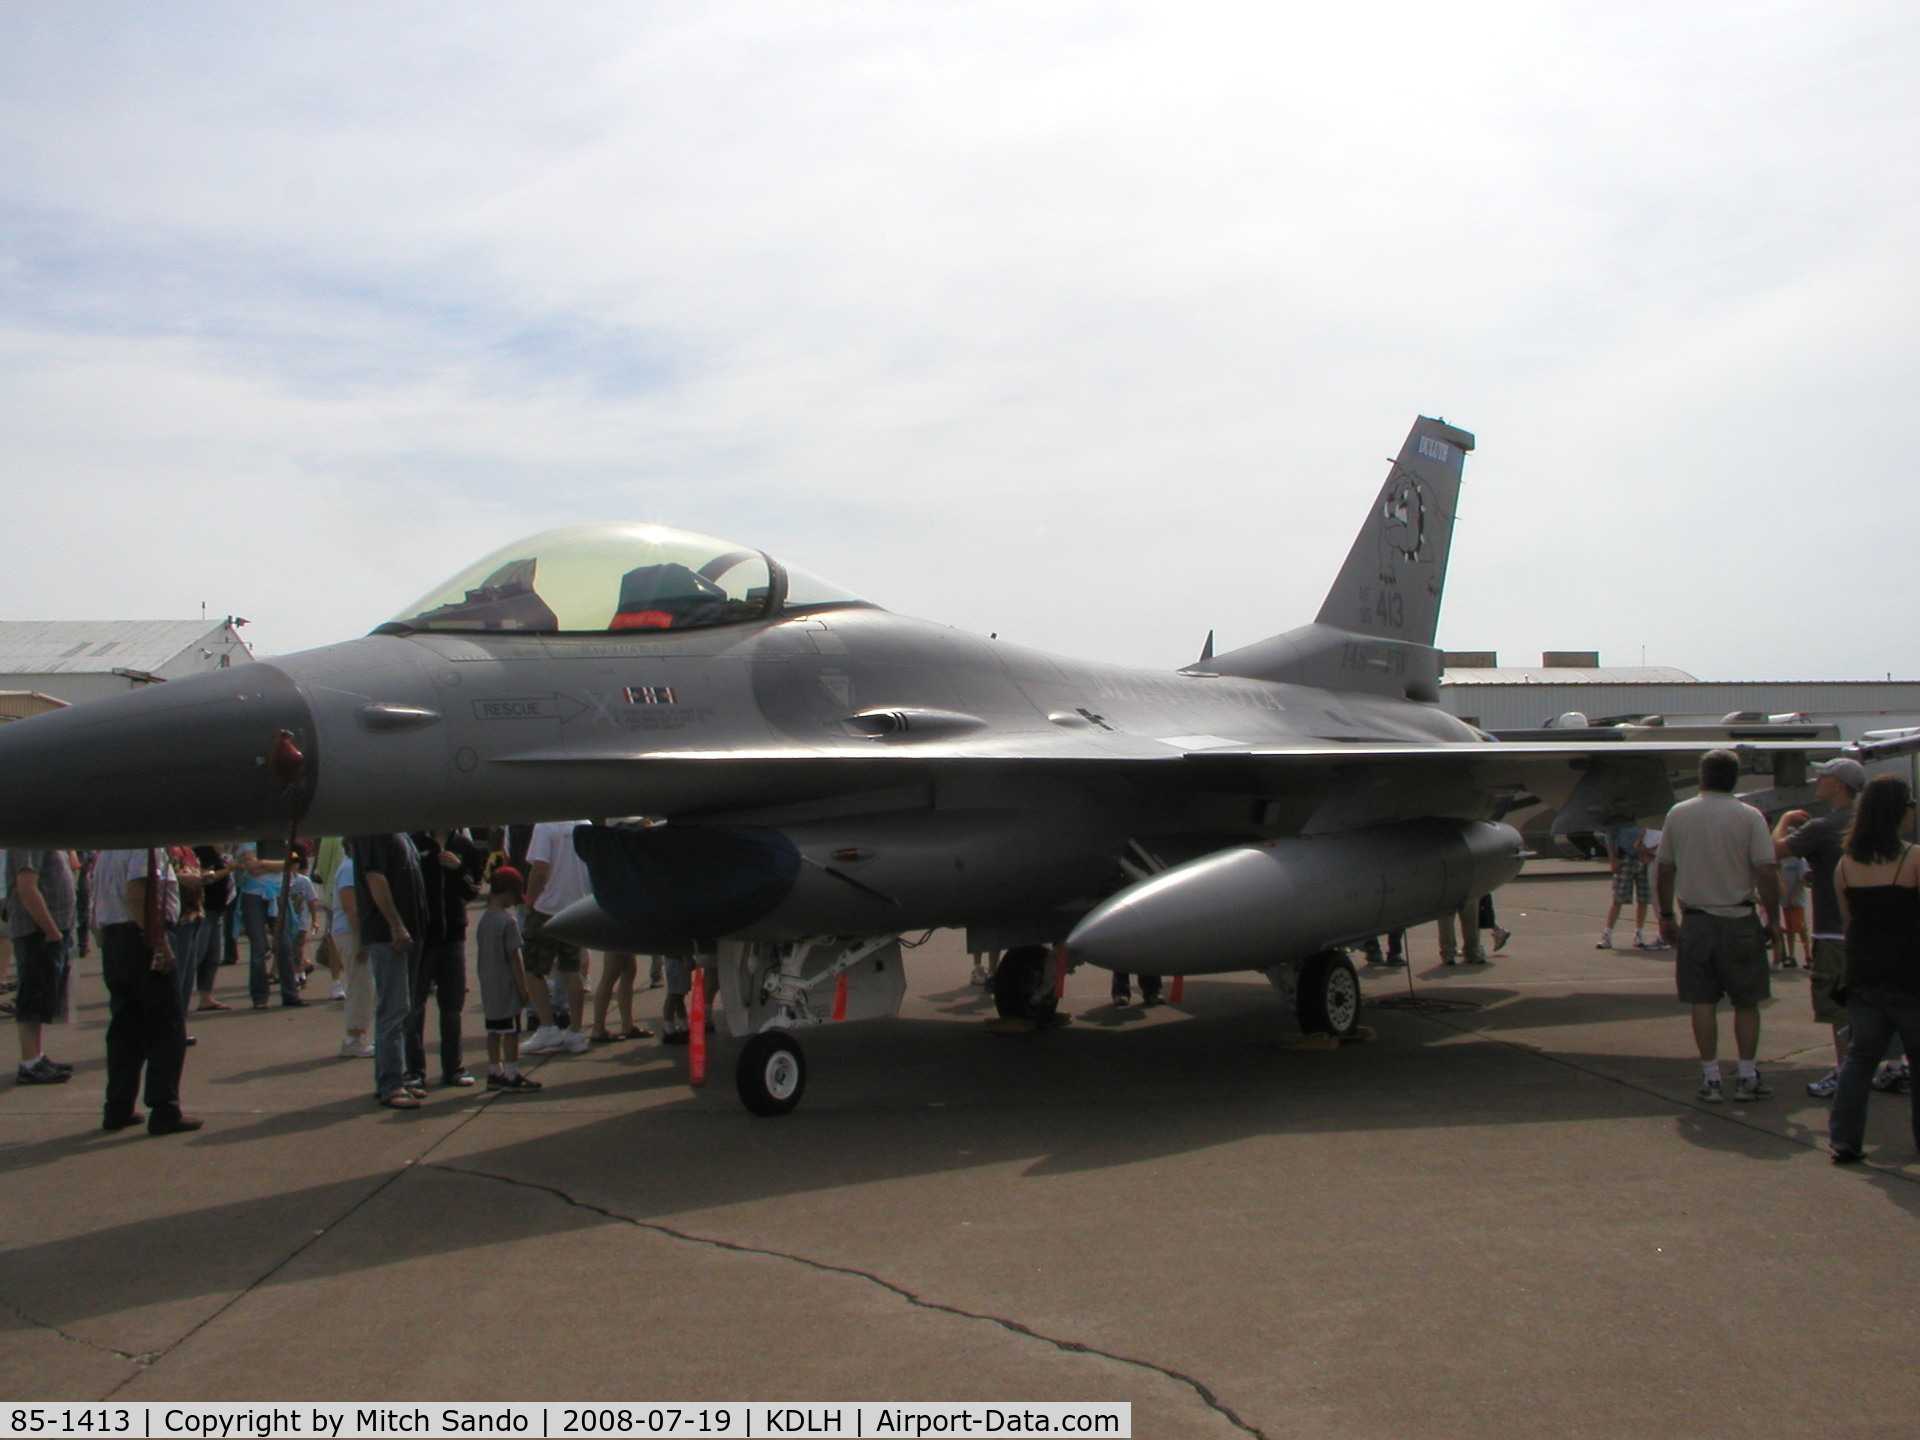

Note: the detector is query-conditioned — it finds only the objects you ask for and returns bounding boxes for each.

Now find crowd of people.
[0,821,714,1128]
[1652,751,1918,1158]
[8,758,1920,1160]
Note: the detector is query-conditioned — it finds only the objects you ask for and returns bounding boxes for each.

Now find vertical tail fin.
[1202,417,1474,702]
[1314,416,1474,647]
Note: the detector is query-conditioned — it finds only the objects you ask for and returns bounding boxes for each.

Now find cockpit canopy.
[388,524,870,635]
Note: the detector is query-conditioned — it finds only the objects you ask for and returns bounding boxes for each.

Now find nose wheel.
[736,1031,807,1116]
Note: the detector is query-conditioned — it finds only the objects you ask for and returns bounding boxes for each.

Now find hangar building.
[0,620,254,708]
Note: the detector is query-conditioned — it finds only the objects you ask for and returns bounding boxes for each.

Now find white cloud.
[0,0,1916,676]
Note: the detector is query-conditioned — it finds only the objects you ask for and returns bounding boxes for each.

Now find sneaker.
[1697,1077,1725,1103]
[1733,1074,1774,1101]
[661,1028,691,1046]
[1872,1060,1909,1093]
[329,980,347,1001]
[561,1030,591,1054]
[1631,931,1647,949]
[969,964,988,986]
[520,1026,565,1055]
[1781,955,1799,968]
[1595,931,1614,950]
[1465,949,1489,964]
[486,1071,507,1090]
[1807,1068,1840,1098]
[498,1072,542,1092]
[15,1057,71,1086]
[1492,927,1512,953]
[1643,936,1671,952]
[442,1068,476,1087]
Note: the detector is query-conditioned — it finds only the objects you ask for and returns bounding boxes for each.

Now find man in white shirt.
[521,820,594,1056]
[91,849,200,1134]
[1656,750,1782,1104]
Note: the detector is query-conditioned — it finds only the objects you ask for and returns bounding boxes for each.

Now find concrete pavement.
[3,864,1917,1439]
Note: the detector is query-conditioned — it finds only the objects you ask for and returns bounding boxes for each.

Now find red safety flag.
[688,968,707,1087]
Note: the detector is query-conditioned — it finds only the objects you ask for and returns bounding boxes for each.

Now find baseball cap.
[1813,758,1867,790]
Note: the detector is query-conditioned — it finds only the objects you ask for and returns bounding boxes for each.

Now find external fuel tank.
[1066,819,1524,976]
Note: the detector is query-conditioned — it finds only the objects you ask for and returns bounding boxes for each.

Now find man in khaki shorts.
[1656,749,1782,1103]
[521,819,593,1057]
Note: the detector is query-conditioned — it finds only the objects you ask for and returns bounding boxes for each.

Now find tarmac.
[3,861,1918,1440]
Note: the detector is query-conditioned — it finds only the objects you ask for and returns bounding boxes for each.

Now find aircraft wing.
[488,729,1920,830]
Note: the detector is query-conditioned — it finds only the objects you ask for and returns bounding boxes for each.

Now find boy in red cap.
[476,867,541,1092]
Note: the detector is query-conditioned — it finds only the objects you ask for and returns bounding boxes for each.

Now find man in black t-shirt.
[1777,758,1864,1096]
[346,833,426,1107]
[408,830,482,1089]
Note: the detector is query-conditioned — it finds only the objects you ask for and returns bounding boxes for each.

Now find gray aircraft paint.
[0,417,1896,974]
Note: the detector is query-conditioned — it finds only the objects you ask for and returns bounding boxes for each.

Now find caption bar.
[4,1406,1130,1440]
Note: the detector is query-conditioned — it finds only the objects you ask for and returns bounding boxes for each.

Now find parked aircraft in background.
[4,418,1906,1113]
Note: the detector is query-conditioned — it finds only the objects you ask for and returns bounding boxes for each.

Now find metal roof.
[1441,666,1700,685]
[0,621,241,677]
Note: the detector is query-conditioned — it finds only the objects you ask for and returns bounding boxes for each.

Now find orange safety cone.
[831,969,849,1022]
[688,969,708,1087]
[1169,975,1185,1004]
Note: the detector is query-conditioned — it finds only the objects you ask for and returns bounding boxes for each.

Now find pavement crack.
[433,1162,1268,1440]
[0,1294,154,1367]
[98,1100,503,1399]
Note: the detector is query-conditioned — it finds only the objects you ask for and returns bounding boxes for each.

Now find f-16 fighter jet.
[3,418,1904,1113]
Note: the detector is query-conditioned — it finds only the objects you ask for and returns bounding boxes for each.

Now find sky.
[1,1,1916,679]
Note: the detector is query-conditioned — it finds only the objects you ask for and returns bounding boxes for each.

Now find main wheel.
[1296,950,1361,1037]
[736,1031,807,1116]
[990,944,1058,1025]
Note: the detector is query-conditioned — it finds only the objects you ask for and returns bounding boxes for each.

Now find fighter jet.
[2,417,1903,1114]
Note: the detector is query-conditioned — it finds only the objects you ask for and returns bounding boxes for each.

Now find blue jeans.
[367,941,415,1099]
[241,893,298,1005]
[169,916,215,1011]
[1829,985,1920,1153]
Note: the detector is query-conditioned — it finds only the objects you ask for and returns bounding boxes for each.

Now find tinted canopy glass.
[394,524,775,634]
[390,523,872,634]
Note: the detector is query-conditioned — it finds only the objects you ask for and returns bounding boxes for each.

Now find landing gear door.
[718,937,907,1037]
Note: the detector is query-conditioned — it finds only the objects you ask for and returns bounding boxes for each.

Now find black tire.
[736,1031,806,1116]
[1296,950,1361,1037]
[990,944,1058,1025]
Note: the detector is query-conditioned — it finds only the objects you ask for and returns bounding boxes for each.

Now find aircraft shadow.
[10,1001,1920,1334]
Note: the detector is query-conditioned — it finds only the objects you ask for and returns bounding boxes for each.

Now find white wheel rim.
[764,1050,801,1101]
[1327,970,1359,1031]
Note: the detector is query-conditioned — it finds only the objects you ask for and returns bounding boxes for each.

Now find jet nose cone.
[0,664,319,848]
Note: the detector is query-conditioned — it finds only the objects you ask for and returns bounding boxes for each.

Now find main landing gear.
[989,943,1059,1026]
[1264,949,1362,1039]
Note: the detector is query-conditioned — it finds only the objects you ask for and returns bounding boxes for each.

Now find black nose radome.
[0,663,318,848]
